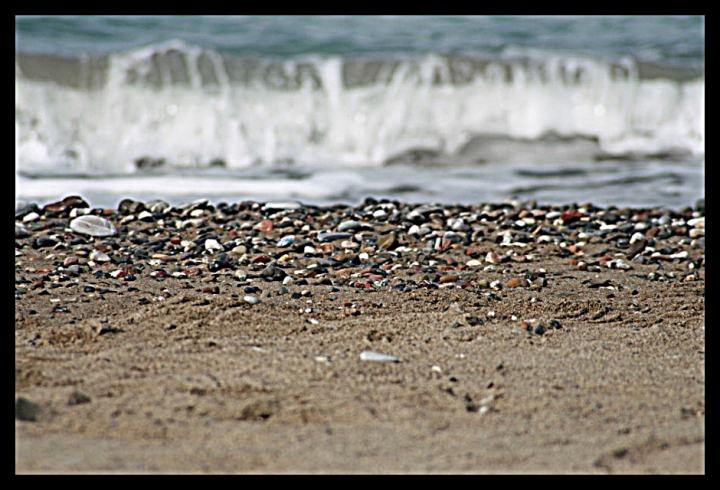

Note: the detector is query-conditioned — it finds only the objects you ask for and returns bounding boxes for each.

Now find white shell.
[69,215,117,237]
[360,351,400,363]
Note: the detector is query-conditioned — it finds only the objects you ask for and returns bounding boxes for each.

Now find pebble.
[360,351,400,363]
[243,295,261,305]
[204,239,224,252]
[42,195,90,214]
[377,234,397,250]
[262,201,302,212]
[89,250,112,262]
[13,198,704,314]
[505,278,522,288]
[317,231,353,242]
[277,235,295,247]
[15,396,42,421]
[338,220,370,232]
[15,223,30,238]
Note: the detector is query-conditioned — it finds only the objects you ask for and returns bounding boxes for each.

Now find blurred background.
[15,15,704,209]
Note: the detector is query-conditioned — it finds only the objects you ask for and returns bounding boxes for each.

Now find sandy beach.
[15,197,705,474]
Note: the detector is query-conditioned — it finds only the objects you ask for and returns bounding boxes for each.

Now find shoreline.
[15,196,705,473]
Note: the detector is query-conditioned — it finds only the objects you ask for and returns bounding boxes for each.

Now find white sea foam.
[15,42,704,176]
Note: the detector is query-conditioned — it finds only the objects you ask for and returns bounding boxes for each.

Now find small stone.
[277,235,295,247]
[377,234,397,250]
[317,231,353,242]
[338,220,371,232]
[15,223,30,238]
[22,212,40,223]
[687,217,704,227]
[231,245,248,255]
[89,250,112,262]
[68,391,92,406]
[16,397,42,421]
[360,351,400,363]
[63,256,79,267]
[439,274,459,284]
[262,201,301,212]
[43,195,90,214]
[34,237,58,249]
[505,278,522,288]
[137,210,155,222]
[243,295,261,304]
[254,219,274,232]
[259,265,287,282]
[204,239,224,252]
[340,240,359,249]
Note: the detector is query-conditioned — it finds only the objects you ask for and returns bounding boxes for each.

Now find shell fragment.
[69,215,117,237]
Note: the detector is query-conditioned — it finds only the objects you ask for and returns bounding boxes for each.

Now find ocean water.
[15,15,705,210]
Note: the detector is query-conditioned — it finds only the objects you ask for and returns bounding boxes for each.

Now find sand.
[15,201,705,474]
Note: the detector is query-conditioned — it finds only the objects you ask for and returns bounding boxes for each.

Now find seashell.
[69,215,117,237]
[359,351,400,363]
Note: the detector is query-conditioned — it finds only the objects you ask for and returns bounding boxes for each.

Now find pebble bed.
[15,195,705,313]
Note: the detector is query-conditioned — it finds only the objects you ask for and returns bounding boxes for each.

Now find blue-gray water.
[15,16,705,209]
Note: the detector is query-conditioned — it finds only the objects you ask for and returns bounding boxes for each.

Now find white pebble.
[360,351,400,363]
[89,250,111,262]
[22,212,40,223]
[204,239,224,252]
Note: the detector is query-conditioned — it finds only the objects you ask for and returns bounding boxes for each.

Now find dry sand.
[15,200,705,474]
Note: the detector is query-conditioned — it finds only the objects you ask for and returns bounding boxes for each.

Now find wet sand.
[15,198,705,473]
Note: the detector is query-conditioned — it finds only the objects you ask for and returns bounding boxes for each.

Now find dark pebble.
[68,391,92,406]
[16,397,42,421]
[33,237,58,249]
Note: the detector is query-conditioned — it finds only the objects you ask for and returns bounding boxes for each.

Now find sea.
[15,15,705,211]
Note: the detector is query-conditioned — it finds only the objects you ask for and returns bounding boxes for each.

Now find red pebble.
[561,210,584,224]
[253,220,274,232]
